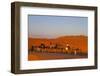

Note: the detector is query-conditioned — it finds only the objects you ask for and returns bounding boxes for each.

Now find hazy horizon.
[29,35,88,39]
[28,15,88,38]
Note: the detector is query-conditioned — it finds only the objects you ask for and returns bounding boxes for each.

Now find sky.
[28,15,88,38]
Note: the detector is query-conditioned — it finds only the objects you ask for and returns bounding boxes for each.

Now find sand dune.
[28,35,88,53]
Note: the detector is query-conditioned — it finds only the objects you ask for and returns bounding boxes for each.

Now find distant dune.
[28,35,88,53]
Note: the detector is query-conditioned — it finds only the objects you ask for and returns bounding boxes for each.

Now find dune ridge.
[28,35,88,53]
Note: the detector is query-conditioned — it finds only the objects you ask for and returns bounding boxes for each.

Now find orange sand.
[28,35,88,60]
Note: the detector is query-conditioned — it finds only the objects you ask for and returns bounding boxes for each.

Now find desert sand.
[28,35,88,61]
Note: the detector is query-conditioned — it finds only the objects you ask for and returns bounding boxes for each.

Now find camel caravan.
[29,43,85,56]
